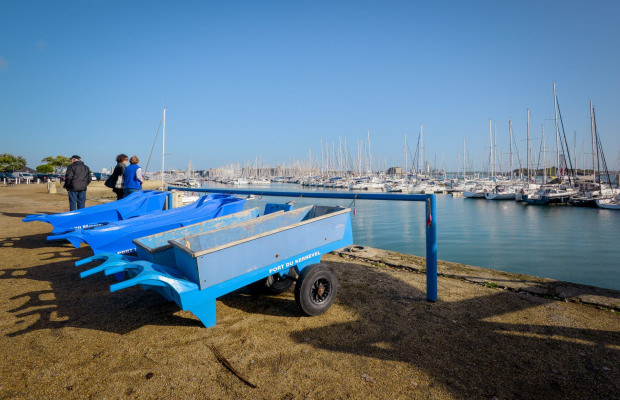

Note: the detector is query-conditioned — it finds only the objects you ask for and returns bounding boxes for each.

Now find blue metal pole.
[168,186,427,202]
[425,194,438,302]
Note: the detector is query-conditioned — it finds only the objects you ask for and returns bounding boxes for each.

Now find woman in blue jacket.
[123,155,143,197]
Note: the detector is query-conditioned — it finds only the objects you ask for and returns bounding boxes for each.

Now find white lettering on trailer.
[269,251,321,274]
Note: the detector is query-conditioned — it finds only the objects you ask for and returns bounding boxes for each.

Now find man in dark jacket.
[64,155,91,211]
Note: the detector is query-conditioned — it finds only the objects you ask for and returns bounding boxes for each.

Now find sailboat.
[597,193,620,210]
[484,184,517,200]
[524,82,578,205]
[463,181,493,198]
[569,102,617,207]
[523,184,574,205]
[486,119,517,200]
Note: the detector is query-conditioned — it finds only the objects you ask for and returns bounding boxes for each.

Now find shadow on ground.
[224,259,620,399]
[2,235,619,399]
[1,245,204,337]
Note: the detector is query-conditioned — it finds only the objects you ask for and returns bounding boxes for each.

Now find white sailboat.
[484,184,517,200]
[597,193,620,210]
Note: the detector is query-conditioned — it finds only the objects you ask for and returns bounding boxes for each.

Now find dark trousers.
[113,188,124,200]
[68,190,86,211]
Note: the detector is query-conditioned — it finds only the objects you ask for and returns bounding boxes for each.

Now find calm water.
[201,183,620,291]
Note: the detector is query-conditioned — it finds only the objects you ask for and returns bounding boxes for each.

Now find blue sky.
[1,0,619,173]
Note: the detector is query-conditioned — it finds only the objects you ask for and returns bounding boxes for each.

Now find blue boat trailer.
[78,204,352,328]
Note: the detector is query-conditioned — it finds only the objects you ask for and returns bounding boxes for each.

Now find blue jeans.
[68,190,86,211]
[124,188,141,197]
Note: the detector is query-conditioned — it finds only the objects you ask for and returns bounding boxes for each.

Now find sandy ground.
[1,183,619,399]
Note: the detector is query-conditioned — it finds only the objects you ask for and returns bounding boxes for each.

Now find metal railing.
[168,186,438,302]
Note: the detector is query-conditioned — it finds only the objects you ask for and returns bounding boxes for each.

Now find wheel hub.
[311,279,330,304]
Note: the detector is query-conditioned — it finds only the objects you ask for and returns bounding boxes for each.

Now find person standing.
[64,155,91,211]
[123,155,143,197]
[104,154,128,200]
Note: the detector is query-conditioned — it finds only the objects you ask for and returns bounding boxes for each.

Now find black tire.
[249,269,295,295]
[294,263,338,316]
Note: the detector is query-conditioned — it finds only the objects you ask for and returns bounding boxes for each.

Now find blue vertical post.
[425,194,437,302]
[167,192,174,210]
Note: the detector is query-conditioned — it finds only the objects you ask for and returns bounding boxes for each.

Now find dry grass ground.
[1,183,619,399]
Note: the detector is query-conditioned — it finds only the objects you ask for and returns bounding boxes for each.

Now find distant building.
[15,167,37,173]
[387,166,403,176]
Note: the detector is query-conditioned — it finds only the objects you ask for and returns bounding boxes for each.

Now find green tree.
[41,155,71,174]
[36,164,54,173]
[0,153,27,172]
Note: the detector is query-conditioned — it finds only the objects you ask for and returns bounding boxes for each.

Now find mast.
[527,109,530,184]
[553,82,560,177]
[161,107,166,189]
[367,130,371,174]
[420,124,424,177]
[320,138,324,176]
[542,125,546,184]
[404,132,407,178]
[590,101,596,180]
[494,121,498,178]
[573,131,576,179]
[489,119,493,180]
[509,119,513,181]
[344,137,348,176]
[463,137,467,180]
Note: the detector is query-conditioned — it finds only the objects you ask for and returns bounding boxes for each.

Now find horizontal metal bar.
[167,186,428,202]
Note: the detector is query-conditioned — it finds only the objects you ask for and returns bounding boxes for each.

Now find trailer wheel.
[295,263,338,316]
[264,272,295,294]
[249,269,295,295]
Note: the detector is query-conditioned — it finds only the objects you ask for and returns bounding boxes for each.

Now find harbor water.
[200,183,620,291]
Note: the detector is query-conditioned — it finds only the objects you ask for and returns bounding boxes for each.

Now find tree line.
[0,153,72,174]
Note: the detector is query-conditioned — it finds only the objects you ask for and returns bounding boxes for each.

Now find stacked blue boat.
[23,190,168,234]
[46,194,245,255]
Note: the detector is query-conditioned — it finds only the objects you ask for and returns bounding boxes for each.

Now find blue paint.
[425,194,437,302]
[78,204,353,328]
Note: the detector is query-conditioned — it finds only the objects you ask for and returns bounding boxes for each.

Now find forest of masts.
[208,118,618,182]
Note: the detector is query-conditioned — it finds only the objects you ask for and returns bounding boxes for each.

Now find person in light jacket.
[123,155,143,197]
[64,155,91,211]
